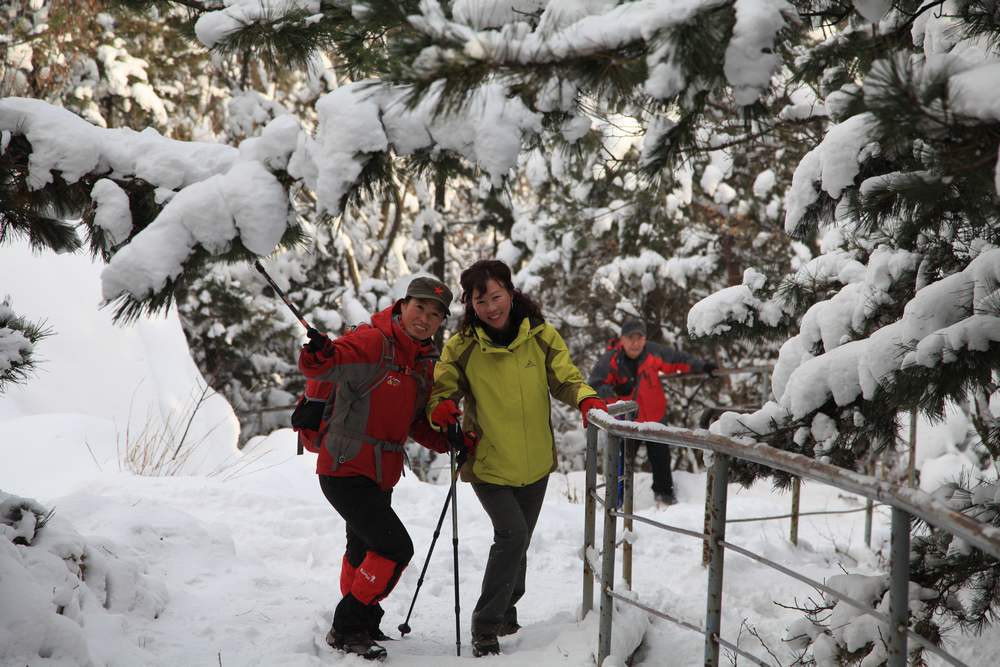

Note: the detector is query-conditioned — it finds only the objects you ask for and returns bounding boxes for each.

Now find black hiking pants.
[319,475,414,635]
[470,474,549,636]
[645,439,674,497]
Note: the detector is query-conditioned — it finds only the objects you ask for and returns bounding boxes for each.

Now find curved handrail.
[588,408,1000,559]
[604,401,637,417]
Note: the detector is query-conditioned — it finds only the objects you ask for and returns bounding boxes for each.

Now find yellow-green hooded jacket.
[428,316,597,486]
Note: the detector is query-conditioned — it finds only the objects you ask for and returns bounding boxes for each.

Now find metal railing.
[582,401,1000,667]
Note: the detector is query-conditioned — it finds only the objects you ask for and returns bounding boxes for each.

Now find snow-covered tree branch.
[0,299,49,392]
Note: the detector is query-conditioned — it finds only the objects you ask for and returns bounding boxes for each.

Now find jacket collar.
[473,316,544,352]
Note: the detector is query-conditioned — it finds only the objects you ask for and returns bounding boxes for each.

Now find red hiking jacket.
[298,300,449,489]
[587,339,706,423]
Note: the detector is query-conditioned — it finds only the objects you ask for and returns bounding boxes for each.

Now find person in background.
[588,318,716,506]
[299,276,474,662]
[427,259,605,658]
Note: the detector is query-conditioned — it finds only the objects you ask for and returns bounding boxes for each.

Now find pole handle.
[447,424,468,468]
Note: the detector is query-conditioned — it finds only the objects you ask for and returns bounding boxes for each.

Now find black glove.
[305,328,332,354]
[457,431,479,467]
[702,360,719,376]
[447,425,477,467]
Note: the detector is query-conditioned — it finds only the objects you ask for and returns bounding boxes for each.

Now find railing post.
[704,454,730,667]
[907,407,918,488]
[582,424,599,618]
[790,477,800,546]
[887,508,911,667]
[864,458,874,549]
[623,439,634,590]
[702,469,713,567]
[598,433,621,665]
[759,368,771,405]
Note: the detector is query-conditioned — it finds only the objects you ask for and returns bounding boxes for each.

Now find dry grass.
[116,379,285,480]
[117,380,223,477]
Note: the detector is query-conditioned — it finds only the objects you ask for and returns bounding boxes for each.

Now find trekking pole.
[253,259,314,331]
[397,483,454,637]
[447,424,463,657]
[397,430,469,638]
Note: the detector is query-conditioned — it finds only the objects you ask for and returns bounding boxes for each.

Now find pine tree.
[1,0,535,449]
[0,299,49,392]
[197,0,1000,659]
[5,6,999,652]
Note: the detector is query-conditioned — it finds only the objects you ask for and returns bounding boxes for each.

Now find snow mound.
[0,490,167,666]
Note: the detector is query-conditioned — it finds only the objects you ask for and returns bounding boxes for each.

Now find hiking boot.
[326,629,387,662]
[369,627,393,641]
[496,620,521,637]
[472,633,501,657]
[655,492,678,506]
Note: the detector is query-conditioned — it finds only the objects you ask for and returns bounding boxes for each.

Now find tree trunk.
[433,171,447,347]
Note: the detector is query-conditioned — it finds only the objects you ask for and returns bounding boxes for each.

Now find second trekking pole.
[447,424,463,656]
[397,429,468,642]
[397,484,454,638]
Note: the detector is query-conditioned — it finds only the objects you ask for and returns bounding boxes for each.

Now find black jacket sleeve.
[588,349,618,398]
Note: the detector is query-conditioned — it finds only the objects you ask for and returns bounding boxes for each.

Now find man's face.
[400,297,446,340]
[622,333,646,359]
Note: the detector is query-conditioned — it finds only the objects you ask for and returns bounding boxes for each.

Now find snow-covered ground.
[7,430,999,667]
[3,242,998,665]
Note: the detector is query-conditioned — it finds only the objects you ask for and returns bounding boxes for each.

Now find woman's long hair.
[458,259,544,332]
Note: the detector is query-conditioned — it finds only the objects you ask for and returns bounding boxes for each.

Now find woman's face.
[472,278,513,331]
[399,297,446,340]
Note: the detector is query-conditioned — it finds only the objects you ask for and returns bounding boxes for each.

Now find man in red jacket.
[300,276,469,661]
[588,318,715,505]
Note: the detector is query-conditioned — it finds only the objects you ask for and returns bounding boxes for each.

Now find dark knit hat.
[405,276,453,311]
[621,318,647,337]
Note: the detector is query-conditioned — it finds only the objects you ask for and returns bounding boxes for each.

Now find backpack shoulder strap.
[451,336,477,376]
[354,329,399,398]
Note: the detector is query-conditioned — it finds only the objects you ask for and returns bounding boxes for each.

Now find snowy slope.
[7,430,1000,666]
[3,242,999,666]
[0,242,239,486]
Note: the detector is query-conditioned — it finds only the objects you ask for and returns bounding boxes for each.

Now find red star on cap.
[434,287,444,295]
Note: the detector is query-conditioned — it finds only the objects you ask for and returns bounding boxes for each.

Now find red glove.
[579,397,607,428]
[431,399,462,429]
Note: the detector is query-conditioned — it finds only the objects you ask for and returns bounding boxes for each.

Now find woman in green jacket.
[428,259,605,657]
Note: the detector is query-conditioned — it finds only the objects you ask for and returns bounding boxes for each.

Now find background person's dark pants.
[470,475,549,636]
[319,475,414,635]
[645,440,674,497]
